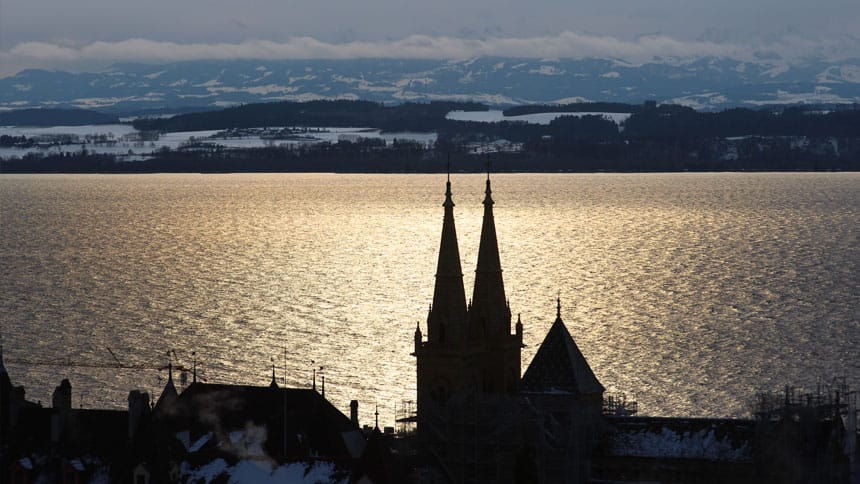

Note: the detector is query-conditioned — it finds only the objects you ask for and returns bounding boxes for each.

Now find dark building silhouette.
[0,351,407,483]
[413,174,605,483]
[410,175,857,484]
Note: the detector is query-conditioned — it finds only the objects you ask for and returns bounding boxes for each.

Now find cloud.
[2,32,860,77]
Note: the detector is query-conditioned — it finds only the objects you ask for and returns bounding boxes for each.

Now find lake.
[0,172,857,426]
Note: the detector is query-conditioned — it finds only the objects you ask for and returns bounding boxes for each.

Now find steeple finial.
[483,157,493,205]
[447,153,451,184]
[375,404,380,430]
[557,296,562,320]
[192,352,197,383]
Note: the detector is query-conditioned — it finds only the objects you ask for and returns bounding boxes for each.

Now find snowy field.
[445,110,632,125]
[0,124,437,160]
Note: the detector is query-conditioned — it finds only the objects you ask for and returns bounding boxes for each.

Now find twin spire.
[427,165,467,344]
[470,168,510,339]
[427,164,511,345]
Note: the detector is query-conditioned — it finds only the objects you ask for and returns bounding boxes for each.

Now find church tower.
[414,174,471,423]
[414,173,523,431]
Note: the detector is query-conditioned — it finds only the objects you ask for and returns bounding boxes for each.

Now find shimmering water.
[0,173,857,426]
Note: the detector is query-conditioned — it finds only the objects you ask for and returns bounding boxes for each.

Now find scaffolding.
[602,393,638,417]
[754,378,855,423]
[395,399,417,435]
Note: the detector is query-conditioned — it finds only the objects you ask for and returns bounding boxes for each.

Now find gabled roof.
[520,309,604,395]
[153,382,357,460]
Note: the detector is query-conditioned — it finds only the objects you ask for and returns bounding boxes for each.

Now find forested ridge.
[2,100,860,173]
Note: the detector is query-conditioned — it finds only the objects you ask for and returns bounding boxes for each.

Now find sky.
[1,0,859,77]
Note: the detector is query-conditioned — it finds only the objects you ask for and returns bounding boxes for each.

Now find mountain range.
[2,56,860,113]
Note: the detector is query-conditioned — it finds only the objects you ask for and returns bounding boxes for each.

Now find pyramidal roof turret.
[469,170,510,338]
[521,299,604,395]
[427,170,468,344]
[270,362,279,388]
[155,362,179,410]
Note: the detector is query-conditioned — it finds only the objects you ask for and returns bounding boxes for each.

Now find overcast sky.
[1,0,859,76]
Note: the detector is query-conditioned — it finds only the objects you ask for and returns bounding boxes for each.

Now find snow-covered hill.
[2,57,860,112]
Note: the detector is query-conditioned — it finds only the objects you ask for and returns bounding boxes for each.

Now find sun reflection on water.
[0,172,857,426]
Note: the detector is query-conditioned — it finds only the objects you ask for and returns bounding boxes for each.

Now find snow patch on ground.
[743,89,860,105]
[446,110,630,125]
[816,65,860,84]
[668,92,729,110]
[194,79,222,88]
[552,96,591,104]
[288,75,317,84]
[610,426,751,462]
[529,65,565,76]
[243,84,298,95]
[178,459,346,484]
[761,64,790,78]
[610,58,643,68]
[395,77,435,88]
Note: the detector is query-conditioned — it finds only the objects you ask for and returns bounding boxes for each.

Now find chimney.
[128,390,151,439]
[350,400,359,427]
[52,379,72,412]
[51,379,72,443]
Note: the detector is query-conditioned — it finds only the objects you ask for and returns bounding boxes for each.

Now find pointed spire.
[155,359,179,410]
[270,359,278,388]
[165,361,177,395]
[192,352,197,384]
[428,171,468,345]
[470,165,510,339]
[520,303,604,395]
